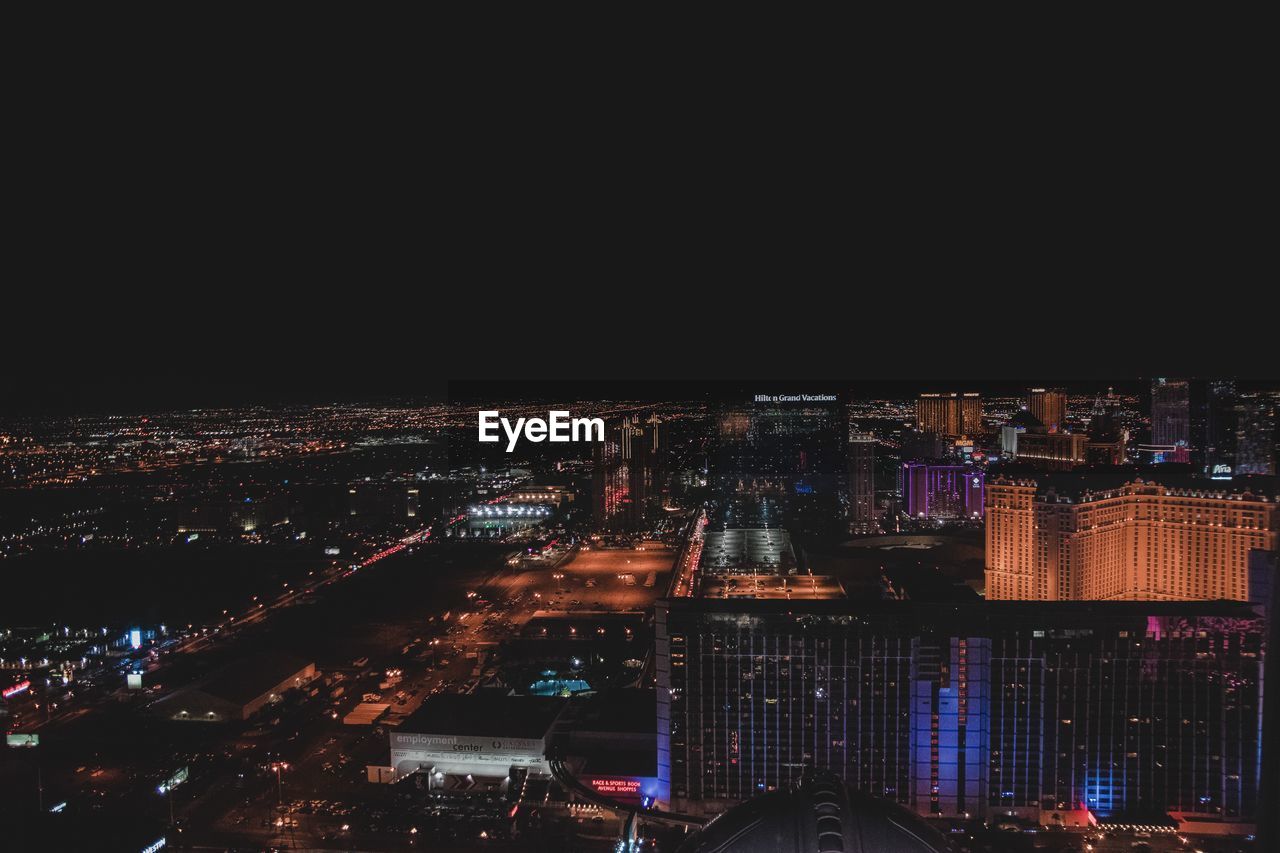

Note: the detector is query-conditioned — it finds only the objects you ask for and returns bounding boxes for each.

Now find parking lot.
[472,544,675,631]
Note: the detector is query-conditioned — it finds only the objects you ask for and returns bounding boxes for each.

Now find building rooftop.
[700,528,796,574]
[661,596,1262,626]
[400,693,566,741]
[197,650,313,706]
[699,574,844,600]
[989,464,1279,501]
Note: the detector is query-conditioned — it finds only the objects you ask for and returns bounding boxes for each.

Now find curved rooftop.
[676,773,950,853]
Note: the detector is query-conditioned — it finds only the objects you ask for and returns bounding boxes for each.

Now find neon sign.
[3,680,31,699]
[590,777,642,795]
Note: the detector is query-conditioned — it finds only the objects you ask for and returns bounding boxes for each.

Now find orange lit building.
[1027,387,1067,433]
[916,392,982,436]
[985,473,1278,601]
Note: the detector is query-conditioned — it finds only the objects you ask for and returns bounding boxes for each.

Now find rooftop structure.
[700,529,797,575]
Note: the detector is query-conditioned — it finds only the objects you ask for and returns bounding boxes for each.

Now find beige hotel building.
[986,473,1278,601]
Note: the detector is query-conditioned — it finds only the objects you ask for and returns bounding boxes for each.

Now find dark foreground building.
[676,772,949,853]
[656,598,1264,835]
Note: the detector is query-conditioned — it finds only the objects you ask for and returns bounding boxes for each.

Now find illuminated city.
[1,378,1276,852]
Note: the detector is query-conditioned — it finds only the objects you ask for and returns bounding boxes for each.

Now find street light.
[270,761,289,807]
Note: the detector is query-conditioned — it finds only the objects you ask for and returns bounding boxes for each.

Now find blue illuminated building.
[657,598,1264,832]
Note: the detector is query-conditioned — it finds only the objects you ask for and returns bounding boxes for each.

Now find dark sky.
[5,59,1271,416]
[2,297,1270,415]
[6,329,1272,416]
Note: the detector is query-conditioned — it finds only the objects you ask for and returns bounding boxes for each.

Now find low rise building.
[153,651,315,722]
[389,693,566,790]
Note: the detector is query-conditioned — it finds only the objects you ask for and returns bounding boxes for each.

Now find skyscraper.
[1236,398,1275,475]
[916,393,982,437]
[1085,390,1126,464]
[1151,378,1191,449]
[592,413,666,530]
[592,423,630,529]
[1204,379,1238,476]
[848,433,875,534]
[1027,388,1067,434]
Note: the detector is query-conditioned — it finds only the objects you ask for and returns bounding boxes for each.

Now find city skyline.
[2,373,1276,852]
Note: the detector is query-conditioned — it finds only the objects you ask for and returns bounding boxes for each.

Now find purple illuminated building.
[902,462,985,520]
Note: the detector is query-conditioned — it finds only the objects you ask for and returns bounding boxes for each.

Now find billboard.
[157,766,188,794]
[390,732,545,771]
[7,733,39,747]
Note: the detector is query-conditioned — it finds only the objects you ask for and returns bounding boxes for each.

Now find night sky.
[1,308,1267,415]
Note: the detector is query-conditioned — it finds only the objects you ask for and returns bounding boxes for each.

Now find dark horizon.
[9,376,1280,418]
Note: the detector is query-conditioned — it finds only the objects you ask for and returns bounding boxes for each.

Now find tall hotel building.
[985,472,1278,602]
[1027,388,1067,434]
[848,433,876,533]
[1235,398,1275,476]
[1151,378,1192,449]
[593,414,666,530]
[656,598,1265,831]
[901,462,985,520]
[916,392,982,437]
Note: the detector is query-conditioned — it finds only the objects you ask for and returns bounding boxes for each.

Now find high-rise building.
[1027,388,1067,434]
[1085,390,1126,465]
[592,413,666,530]
[632,413,668,517]
[656,598,1264,830]
[1235,398,1275,476]
[1151,378,1192,450]
[1204,380,1238,476]
[848,433,875,534]
[985,471,1278,601]
[901,462,984,520]
[916,393,982,437]
[593,424,630,529]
